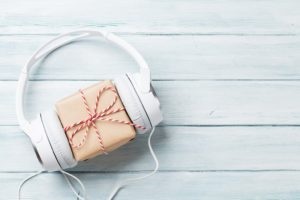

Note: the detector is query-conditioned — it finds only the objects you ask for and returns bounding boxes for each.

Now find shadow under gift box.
[55,80,136,161]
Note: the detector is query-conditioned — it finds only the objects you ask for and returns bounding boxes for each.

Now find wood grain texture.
[1,81,300,126]
[0,0,299,34]
[1,0,300,199]
[2,126,300,172]
[1,35,300,80]
[2,172,300,200]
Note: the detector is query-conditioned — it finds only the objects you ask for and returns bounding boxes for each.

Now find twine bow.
[63,85,145,153]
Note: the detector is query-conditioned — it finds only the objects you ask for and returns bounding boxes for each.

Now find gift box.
[55,80,137,161]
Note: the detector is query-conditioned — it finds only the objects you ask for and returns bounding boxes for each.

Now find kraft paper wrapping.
[55,80,136,161]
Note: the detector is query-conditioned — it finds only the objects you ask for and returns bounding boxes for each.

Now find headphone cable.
[107,127,159,199]
[18,127,158,200]
[18,170,87,200]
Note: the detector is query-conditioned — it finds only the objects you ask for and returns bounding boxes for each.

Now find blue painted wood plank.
[1,126,300,172]
[1,0,299,34]
[1,81,300,126]
[1,0,300,199]
[0,35,300,80]
[2,172,300,199]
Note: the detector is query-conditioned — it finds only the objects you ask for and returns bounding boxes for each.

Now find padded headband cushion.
[114,75,152,134]
[41,109,77,169]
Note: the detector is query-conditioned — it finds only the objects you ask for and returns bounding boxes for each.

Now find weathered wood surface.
[2,126,300,172]
[1,81,300,126]
[1,0,300,199]
[1,0,299,34]
[1,35,300,80]
[2,172,300,200]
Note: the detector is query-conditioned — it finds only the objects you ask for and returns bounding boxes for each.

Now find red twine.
[63,86,145,153]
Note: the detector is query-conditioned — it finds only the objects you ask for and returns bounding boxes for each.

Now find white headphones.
[16,30,163,172]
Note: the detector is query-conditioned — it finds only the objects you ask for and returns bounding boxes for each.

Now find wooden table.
[1,0,300,199]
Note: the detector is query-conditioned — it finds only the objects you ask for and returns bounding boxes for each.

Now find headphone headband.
[16,30,151,134]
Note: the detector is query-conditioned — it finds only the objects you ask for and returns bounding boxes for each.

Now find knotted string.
[63,86,145,153]
[18,86,157,199]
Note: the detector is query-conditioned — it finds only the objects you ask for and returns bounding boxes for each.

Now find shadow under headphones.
[16,30,163,172]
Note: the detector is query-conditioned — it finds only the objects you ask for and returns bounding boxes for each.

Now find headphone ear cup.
[41,109,77,169]
[114,75,152,134]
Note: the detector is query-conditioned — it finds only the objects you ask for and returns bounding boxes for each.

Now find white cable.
[107,127,159,200]
[18,128,158,200]
[18,170,43,200]
[60,170,87,200]
[18,170,87,200]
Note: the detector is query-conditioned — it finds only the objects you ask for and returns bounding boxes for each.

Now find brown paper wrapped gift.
[55,80,136,161]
